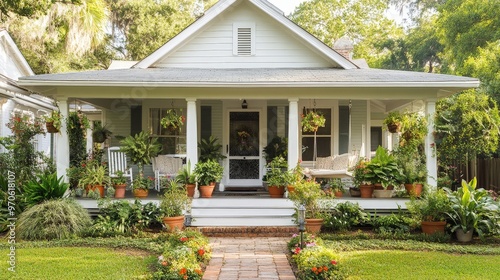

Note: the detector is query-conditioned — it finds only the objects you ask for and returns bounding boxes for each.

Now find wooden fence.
[452,158,500,191]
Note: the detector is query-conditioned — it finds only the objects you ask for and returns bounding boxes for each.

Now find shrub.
[322,202,369,231]
[293,246,343,280]
[153,230,211,280]
[89,199,161,237]
[17,199,92,240]
[23,173,69,207]
[372,213,414,235]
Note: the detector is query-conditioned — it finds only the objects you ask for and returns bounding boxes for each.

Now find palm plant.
[119,131,162,180]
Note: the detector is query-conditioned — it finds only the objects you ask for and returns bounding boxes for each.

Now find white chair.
[153,155,183,191]
[107,146,133,183]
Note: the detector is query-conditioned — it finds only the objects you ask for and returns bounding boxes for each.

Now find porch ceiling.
[19,68,479,100]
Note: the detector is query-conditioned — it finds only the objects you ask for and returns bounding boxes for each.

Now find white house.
[0,29,56,156]
[18,0,479,190]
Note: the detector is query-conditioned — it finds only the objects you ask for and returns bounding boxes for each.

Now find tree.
[106,0,217,60]
[0,0,81,21]
[435,90,500,170]
[5,0,110,73]
[289,0,400,64]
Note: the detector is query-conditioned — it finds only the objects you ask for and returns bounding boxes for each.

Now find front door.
[227,111,261,187]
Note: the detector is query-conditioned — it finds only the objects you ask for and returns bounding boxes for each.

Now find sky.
[268,0,304,14]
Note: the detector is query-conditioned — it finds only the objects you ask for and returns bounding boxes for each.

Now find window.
[302,108,332,161]
[150,108,186,155]
[233,23,255,56]
[371,127,382,151]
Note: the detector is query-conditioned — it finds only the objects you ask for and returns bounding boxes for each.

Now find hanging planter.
[383,111,403,133]
[160,109,185,132]
[301,109,326,168]
[44,111,63,133]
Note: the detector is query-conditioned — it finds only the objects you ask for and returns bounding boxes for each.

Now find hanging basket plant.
[301,110,326,132]
[44,110,63,133]
[383,111,403,133]
[160,109,185,132]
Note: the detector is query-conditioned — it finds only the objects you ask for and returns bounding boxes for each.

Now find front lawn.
[0,247,153,280]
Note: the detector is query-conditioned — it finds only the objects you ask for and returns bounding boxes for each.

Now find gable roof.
[0,29,35,79]
[133,0,358,70]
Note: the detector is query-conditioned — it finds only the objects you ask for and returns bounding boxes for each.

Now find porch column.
[425,100,438,188]
[288,98,299,169]
[186,98,198,170]
[55,98,70,182]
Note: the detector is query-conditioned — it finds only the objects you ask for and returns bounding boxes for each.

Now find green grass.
[320,234,500,280]
[0,247,154,280]
[338,250,500,280]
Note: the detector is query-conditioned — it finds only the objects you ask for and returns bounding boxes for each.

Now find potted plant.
[194,160,223,198]
[159,179,190,232]
[399,155,427,197]
[176,161,196,198]
[78,161,111,198]
[92,122,112,143]
[120,131,162,198]
[111,170,127,199]
[263,136,288,163]
[383,111,403,133]
[399,112,428,147]
[160,109,185,132]
[198,136,226,163]
[265,156,292,198]
[352,158,373,198]
[328,178,346,198]
[289,179,329,233]
[366,146,404,197]
[407,189,451,234]
[445,178,500,242]
[44,110,62,133]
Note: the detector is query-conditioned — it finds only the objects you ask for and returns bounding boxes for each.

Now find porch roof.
[19,67,479,89]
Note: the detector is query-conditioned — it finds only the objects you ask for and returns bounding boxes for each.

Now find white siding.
[155,2,332,69]
[350,100,367,153]
[105,105,131,147]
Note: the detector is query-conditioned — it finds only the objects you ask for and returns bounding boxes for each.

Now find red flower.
[179,268,187,275]
[293,247,301,254]
[180,237,188,242]
[198,248,205,256]
[161,261,168,266]
[331,260,337,265]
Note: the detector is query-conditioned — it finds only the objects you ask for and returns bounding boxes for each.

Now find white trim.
[0,30,35,77]
[18,79,481,89]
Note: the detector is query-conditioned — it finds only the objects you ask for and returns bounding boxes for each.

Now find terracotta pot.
[162,216,185,232]
[88,185,105,198]
[199,184,215,198]
[46,121,59,133]
[349,187,361,197]
[113,184,127,199]
[404,183,423,197]
[305,218,323,234]
[334,191,343,198]
[186,184,196,198]
[373,189,393,198]
[133,188,149,198]
[421,221,446,234]
[268,185,285,198]
[456,228,473,243]
[287,185,295,193]
[359,184,374,198]
[374,183,384,190]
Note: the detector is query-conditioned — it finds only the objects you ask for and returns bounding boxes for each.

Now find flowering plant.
[301,110,326,132]
[6,112,45,138]
[161,109,185,132]
[353,158,373,186]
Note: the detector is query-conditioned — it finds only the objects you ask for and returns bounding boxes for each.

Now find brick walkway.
[202,237,296,280]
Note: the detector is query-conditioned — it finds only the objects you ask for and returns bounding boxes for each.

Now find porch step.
[190,197,296,227]
[194,226,298,237]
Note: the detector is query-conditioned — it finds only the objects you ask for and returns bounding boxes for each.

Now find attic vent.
[233,23,255,56]
[237,28,252,55]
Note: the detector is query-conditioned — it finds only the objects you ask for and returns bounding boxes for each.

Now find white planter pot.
[456,228,473,243]
[373,189,393,198]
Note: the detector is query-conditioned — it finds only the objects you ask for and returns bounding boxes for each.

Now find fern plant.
[119,131,162,179]
[24,173,69,207]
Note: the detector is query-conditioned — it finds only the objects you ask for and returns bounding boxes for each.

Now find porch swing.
[304,100,358,180]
